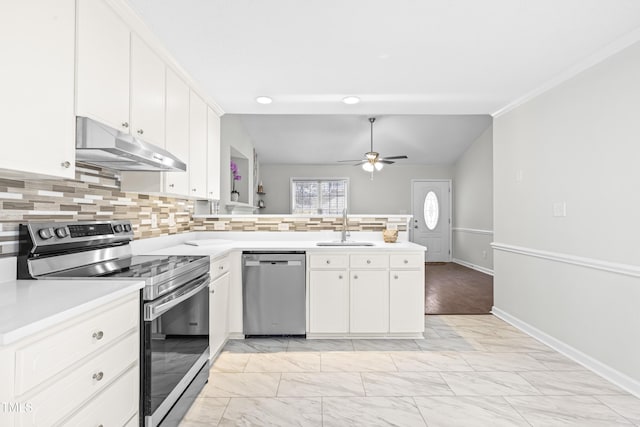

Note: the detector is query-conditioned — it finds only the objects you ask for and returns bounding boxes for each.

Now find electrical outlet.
[168,213,176,227]
[387,223,398,230]
[213,221,226,230]
[151,213,158,228]
[482,250,487,259]
[278,223,289,231]
[516,170,524,182]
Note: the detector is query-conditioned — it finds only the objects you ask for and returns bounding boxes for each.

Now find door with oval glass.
[411,179,451,262]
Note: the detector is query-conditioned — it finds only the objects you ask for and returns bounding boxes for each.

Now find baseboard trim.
[491,242,640,278]
[452,227,493,235]
[452,258,494,276]
[492,307,640,399]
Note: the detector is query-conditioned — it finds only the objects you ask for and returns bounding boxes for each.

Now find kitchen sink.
[316,241,375,247]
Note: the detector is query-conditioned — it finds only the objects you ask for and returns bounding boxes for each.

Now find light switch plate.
[213,222,226,230]
[278,223,290,231]
[553,202,567,217]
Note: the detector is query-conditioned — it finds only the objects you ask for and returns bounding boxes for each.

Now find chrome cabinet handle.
[326,260,330,264]
[353,275,358,279]
[137,129,144,134]
[218,265,224,270]
[366,259,371,264]
[92,331,104,340]
[192,188,197,192]
[404,259,408,264]
[338,275,343,279]
[122,122,129,128]
[394,275,399,279]
[60,161,71,168]
[169,183,175,188]
[92,371,104,381]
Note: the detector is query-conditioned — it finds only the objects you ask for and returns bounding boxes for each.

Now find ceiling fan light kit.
[340,117,408,179]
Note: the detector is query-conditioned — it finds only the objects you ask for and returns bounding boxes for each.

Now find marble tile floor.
[180,315,640,426]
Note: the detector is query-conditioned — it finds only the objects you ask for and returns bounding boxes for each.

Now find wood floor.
[425,262,493,315]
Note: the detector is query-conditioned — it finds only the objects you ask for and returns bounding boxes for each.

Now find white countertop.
[0,279,144,346]
[145,239,426,258]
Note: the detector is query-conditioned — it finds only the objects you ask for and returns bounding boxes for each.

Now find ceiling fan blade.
[337,159,365,163]
[379,155,408,160]
[378,160,395,164]
[353,160,367,166]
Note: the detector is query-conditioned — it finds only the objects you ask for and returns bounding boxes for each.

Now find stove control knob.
[54,227,69,238]
[113,224,123,233]
[123,224,132,232]
[38,228,54,240]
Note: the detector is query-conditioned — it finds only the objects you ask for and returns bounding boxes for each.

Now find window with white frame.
[291,178,348,214]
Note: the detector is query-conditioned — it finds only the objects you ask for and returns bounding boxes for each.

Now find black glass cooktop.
[47,255,207,279]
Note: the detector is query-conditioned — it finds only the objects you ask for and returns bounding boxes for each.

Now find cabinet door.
[164,68,190,195]
[210,272,230,356]
[76,0,130,133]
[0,0,76,178]
[309,270,348,333]
[207,107,221,200]
[189,91,208,197]
[350,270,389,333]
[389,270,425,333]
[130,34,166,146]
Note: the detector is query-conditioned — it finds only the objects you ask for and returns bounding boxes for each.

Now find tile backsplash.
[0,163,194,256]
[0,163,411,257]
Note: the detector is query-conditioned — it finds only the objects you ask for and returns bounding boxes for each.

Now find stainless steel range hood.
[75,117,187,172]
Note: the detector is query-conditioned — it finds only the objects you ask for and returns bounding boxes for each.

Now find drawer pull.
[353,275,358,279]
[219,265,224,270]
[326,260,331,264]
[366,259,371,264]
[404,259,408,264]
[394,275,399,279]
[92,371,104,381]
[338,275,343,279]
[92,331,104,340]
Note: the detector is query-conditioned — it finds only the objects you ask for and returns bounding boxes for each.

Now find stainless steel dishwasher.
[242,251,306,337]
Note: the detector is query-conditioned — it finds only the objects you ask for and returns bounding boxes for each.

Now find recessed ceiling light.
[256,96,273,104]
[342,96,360,105]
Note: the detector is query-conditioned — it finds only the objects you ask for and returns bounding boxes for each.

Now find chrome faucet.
[341,208,350,242]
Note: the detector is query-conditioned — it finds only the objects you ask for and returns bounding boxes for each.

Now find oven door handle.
[144,274,210,321]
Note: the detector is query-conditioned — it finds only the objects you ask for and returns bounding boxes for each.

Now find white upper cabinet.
[165,68,190,195]
[207,107,222,200]
[76,0,130,133]
[189,92,208,198]
[130,34,166,146]
[0,0,76,178]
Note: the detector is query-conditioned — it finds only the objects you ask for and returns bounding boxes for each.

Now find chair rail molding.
[452,227,493,235]
[491,242,640,278]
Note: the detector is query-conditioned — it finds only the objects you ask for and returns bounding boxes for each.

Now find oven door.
[143,273,210,427]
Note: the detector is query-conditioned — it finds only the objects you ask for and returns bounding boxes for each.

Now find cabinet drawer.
[15,294,138,396]
[350,254,389,269]
[17,332,138,427]
[309,254,348,269]
[62,365,138,427]
[390,253,424,269]
[211,255,230,280]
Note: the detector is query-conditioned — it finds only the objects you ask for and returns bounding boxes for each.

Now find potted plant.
[230,160,241,201]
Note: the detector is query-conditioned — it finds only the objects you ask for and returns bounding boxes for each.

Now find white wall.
[452,126,493,273]
[259,164,453,214]
[221,115,255,207]
[493,41,640,393]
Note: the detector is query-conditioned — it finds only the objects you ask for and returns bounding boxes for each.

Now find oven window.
[144,285,209,415]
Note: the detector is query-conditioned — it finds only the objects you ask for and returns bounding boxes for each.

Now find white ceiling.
[126,0,640,165]
[236,115,491,165]
[128,0,640,115]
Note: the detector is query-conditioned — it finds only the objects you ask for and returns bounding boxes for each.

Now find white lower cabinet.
[0,292,140,427]
[390,269,425,333]
[307,251,423,337]
[210,271,230,356]
[309,270,348,333]
[349,270,389,333]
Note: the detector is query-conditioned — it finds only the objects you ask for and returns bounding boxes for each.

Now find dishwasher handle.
[245,260,303,267]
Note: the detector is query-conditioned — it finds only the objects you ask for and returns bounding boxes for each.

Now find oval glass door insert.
[424,191,439,230]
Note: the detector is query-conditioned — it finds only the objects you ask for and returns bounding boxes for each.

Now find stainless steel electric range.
[17,220,210,427]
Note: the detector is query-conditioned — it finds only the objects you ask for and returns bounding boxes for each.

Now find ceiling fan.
[338,117,408,176]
